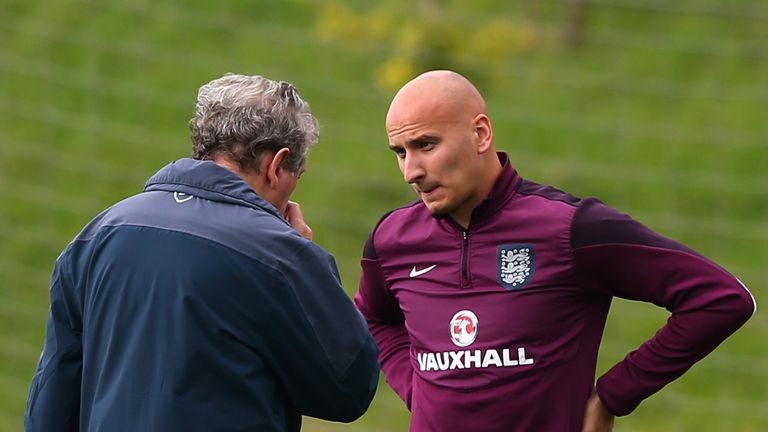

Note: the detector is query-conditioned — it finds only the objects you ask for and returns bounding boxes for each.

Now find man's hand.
[582,392,615,432]
[285,201,313,240]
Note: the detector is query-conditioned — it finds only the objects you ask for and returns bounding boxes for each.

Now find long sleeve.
[354,233,414,409]
[571,198,756,416]
[25,252,83,432]
[258,242,380,423]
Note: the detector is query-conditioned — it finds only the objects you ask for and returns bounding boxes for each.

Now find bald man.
[354,70,756,431]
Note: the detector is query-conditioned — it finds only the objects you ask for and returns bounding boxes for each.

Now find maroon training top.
[355,152,755,432]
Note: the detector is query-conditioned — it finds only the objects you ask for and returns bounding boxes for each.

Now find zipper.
[461,230,470,288]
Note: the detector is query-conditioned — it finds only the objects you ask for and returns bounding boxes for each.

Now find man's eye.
[394,149,406,158]
[420,142,435,151]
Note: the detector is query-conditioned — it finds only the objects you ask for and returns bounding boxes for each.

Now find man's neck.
[212,157,265,196]
[450,155,503,229]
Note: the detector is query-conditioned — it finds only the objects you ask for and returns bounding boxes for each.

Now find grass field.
[1,1,766,430]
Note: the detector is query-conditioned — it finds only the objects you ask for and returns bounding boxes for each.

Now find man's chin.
[423,201,448,215]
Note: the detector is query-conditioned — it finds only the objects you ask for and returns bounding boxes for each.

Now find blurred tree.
[315,1,553,93]
[563,0,589,49]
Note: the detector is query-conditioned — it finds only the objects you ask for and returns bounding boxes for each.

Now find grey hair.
[189,73,319,172]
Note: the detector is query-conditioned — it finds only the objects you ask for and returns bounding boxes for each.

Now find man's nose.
[402,153,426,184]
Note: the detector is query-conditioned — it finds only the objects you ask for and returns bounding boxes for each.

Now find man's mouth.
[418,186,439,198]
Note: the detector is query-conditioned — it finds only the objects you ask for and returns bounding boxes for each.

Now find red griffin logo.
[450,310,479,347]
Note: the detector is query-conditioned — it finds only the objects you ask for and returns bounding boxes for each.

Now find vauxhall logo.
[450,310,478,347]
[417,309,535,372]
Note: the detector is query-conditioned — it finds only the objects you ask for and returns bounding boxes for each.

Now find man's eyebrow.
[408,134,441,145]
[392,135,441,148]
[388,134,441,151]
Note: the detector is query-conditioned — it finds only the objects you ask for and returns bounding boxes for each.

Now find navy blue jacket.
[25,159,379,432]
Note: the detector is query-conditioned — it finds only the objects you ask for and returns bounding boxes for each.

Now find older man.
[25,73,379,432]
[354,70,755,431]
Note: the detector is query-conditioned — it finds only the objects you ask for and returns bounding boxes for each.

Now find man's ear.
[473,114,493,154]
[266,147,291,189]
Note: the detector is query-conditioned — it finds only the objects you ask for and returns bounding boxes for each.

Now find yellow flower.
[375,58,416,92]
[316,3,366,44]
[462,19,541,60]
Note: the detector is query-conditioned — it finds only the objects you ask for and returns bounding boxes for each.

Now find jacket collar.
[477,152,521,218]
[144,158,285,221]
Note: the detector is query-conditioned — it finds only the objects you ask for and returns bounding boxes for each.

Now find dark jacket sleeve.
[263,241,380,422]
[25,250,82,432]
[354,233,414,409]
[571,198,756,416]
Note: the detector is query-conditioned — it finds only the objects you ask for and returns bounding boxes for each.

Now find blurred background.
[1,0,765,430]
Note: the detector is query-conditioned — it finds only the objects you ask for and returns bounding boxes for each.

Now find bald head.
[386,70,487,131]
[383,70,500,229]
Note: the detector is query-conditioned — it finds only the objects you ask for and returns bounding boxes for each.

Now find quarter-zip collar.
[471,152,521,226]
[144,158,287,224]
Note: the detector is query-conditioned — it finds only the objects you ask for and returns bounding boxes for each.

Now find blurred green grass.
[1,0,766,430]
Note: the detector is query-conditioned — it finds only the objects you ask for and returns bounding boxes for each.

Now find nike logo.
[174,192,194,204]
[410,264,437,278]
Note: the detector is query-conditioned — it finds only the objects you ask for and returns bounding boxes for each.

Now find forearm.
[368,321,414,408]
[572,199,756,415]
[356,236,415,407]
[596,279,754,415]
[578,246,754,415]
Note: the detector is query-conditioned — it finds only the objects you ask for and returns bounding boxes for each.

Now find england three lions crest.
[497,244,535,290]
